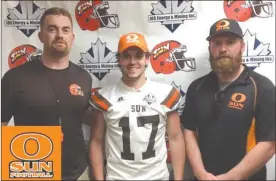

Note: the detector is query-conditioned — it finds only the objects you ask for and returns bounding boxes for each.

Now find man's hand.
[197,172,218,180]
[216,173,235,180]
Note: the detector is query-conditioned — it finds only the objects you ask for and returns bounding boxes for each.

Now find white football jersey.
[90,79,182,180]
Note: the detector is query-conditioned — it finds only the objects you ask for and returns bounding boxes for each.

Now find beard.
[209,50,243,74]
[49,40,69,57]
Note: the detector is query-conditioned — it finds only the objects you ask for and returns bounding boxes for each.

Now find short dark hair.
[40,7,73,28]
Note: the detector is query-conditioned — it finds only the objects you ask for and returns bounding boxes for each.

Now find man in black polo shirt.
[1,7,92,180]
[181,18,275,180]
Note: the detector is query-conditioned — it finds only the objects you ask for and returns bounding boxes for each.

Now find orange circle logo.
[126,34,139,43]
[216,19,230,31]
[69,84,83,96]
[231,93,246,103]
[10,133,53,161]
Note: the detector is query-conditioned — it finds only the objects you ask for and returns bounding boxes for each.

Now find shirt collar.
[210,64,251,86]
[119,78,150,92]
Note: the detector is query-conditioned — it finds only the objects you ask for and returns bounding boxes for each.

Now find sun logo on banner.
[1,126,62,180]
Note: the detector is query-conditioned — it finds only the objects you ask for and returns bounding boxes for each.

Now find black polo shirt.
[1,57,92,180]
[181,65,275,180]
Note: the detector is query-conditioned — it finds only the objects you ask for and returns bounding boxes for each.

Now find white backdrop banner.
[1,1,275,179]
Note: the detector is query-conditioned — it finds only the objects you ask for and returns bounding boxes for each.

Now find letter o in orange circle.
[216,19,230,30]
[10,133,53,161]
[231,93,246,103]
[127,34,138,41]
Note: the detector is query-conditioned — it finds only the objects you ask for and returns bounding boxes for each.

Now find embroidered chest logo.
[117,96,125,102]
[143,93,156,105]
[69,84,84,96]
[228,93,247,110]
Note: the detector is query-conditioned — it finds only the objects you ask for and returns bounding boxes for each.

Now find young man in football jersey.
[89,32,186,180]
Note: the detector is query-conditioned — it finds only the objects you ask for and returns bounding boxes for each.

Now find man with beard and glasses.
[1,7,93,180]
[180,18,275,180]
[89,32,185,180]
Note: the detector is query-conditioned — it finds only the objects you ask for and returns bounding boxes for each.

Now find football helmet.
[70,84,84,96]
[75,0,119,31]
[8,45,42,69]
[150,40,196,74]
[224,0,274,22]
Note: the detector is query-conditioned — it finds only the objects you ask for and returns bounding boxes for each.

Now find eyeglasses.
[212,90,224,119]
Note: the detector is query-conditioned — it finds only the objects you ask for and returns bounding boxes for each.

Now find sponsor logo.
[224,0,274,22]
[69,84,84,96]
[117,96,125,102]
[143,93,156,105]
[4,1,46,37]
[1,126,61,180]
[216,19,230,31]
[8,44,42,69]
[78,38,118,80]
[150,40,196,74]
[242,29,274,70]
[148,0,197,33]
[228,93,247,110]
[75,0,119,31]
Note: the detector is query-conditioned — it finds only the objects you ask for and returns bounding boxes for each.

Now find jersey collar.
[119,78,150,92]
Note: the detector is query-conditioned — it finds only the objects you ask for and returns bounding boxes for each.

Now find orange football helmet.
[75,0,119,31]
[150,40,196,75]
[224,0,273,22]
[8,45,42,69]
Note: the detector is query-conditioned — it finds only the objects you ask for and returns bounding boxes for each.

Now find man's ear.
[72,33,75,41]
[146,57,149,64]
[241,41,245,53]
[117,54,121,67]
[38,31,43,43]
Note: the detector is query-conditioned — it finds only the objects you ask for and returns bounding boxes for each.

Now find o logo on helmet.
[10,133,53,161]
[69,84,84,96]
[216,20,230,31]
[126,34,139,44]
